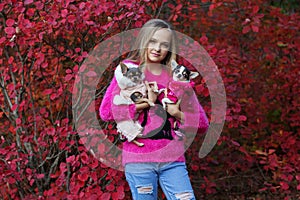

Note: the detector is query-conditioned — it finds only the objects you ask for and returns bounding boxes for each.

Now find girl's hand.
[145,81,158,104]
[165,100,185,123]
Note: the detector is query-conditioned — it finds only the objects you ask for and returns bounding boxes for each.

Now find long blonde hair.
[127,19,177,74]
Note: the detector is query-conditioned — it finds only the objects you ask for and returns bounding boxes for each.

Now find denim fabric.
[125,162,196,200]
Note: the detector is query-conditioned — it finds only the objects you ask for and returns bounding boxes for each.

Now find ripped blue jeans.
[125,162,196,200]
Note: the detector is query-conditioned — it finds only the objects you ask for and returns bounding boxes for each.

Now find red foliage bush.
[0,0,299,199]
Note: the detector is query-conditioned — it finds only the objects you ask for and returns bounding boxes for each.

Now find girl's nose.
[153,43,160,51]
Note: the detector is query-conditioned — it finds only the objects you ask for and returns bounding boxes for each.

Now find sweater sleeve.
[99,76,136,122]
[180,94,209,134]
[174,83,209,134]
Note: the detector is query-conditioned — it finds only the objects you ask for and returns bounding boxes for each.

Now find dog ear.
[120,62,128,74]
[171,59,178,70]
[189,71,199,79]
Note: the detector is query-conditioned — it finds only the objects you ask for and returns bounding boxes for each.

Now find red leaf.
[106,183,115,191]
[61,9,68,18]
[41,62,48,68]
[82,51,88,58]
[30,179,35,186]
[86,71,97,77]
[85,20,95,25]
[50,93,57,100]
[11,104,18,111]
[101,193,111,200]
[0,3,4,12]
[47,127,55,136]
[5,27,15,35]
[79,64,87,73]
[50,171,60,178]
[258,187,267,192]
[280,181,289,190]
[79,2,85,9]
[67,15,76,24]
[65,74,73,81]
[90,159,98,168]
[80,152,89,164]
[35,1,44,10]
[65,0,75,7]
[175,4,183,11]
[231,140,240,147]
[242,25,251,34]
[252,5,259,14]
[8,56,14,64]
[238,115,247,121]
[78,173,89,182]
[251,24,259,32]
[200,34,208,44]
[116,186,125,199]
[37,174,45,179]
[16,118,21,125]
[66,155,75,163]
[8,177,16,184]
[60,162,67,172]
[43,89,53,95]
[112,189,125,200]
[6,19,15,27]
[126,12,134,17]
[0,37,6,44]
[255,150,267,156]
[24,0,33,5]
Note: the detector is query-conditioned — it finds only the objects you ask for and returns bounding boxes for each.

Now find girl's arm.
[135,102,151,111]
[167,85,209,134]
[99,76,137,122]
[165,102,184,123]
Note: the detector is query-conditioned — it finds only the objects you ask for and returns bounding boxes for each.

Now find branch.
[155,0,165,18]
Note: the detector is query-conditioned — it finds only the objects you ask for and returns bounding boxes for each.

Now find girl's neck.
[146,63,163,75]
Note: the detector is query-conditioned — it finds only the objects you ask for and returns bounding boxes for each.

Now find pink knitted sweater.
[99,60,209,165]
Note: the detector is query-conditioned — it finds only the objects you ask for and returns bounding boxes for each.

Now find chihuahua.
[158,60,199,139]
[159,60,199,110]
[114,62,158,147]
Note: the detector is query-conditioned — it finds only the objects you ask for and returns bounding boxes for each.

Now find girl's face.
[146,28,172,64]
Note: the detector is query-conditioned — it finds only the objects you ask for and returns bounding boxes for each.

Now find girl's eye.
[161,43,169,49]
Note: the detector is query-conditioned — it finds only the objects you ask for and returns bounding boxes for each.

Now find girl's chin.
[148,56,163,63]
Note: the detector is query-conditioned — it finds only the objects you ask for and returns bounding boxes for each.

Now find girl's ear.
[171,59,178,70]
[189,71,199,79]
[120,62,128,74]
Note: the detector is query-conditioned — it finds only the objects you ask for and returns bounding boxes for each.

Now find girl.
[100,19,209,200]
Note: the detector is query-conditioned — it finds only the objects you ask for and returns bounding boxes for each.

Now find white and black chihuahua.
[113,62,158,147]
[158,60,199,110]
[158,60,199,139]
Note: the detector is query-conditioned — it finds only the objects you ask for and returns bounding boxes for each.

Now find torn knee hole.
[137,185,153,194]
[175,192,193,200]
